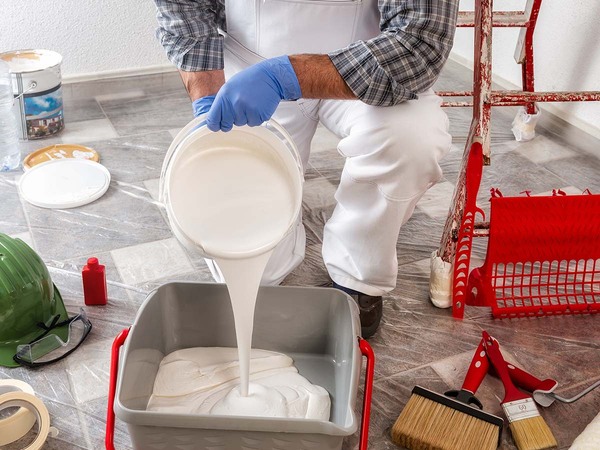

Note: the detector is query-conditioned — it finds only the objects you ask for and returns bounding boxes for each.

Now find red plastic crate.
[467,193,600,318]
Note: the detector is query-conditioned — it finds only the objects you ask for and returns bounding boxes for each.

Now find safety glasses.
[13,309,92,367]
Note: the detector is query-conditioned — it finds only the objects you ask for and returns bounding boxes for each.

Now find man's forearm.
[179,69,226,102]
[289,54,356,100]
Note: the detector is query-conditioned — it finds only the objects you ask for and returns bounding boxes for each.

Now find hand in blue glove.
[192,95,216,118]
[206,56,302,132]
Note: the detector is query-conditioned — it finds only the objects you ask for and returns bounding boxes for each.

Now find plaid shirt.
[153,0,459,106]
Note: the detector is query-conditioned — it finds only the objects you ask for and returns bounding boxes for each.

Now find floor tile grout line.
[94,95,109,120]
[110,236,196,287]
[95,99,120,138]
[64,363,95,449]
[97,89,190,108]
[90,127,178,142]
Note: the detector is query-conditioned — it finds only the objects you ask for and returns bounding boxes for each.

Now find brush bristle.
[391,393,500,450]
[509,416,557,450]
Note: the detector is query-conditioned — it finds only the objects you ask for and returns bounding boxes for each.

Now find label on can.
[21,84,64,139]
[502,399,539,422]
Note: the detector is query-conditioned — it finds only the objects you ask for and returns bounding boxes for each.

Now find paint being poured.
[165,139,329,419]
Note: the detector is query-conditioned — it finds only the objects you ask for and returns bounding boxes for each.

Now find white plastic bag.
[512,105,541,142]
[429,250,453,308]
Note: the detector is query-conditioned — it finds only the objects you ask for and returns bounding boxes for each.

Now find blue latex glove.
[206,56,301,132]
[192,95,216,118]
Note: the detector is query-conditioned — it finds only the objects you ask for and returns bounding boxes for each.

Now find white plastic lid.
[19,159,111,209]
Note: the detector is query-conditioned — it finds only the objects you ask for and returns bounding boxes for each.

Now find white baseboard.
[447,52,600,141]
[62,64,178,84]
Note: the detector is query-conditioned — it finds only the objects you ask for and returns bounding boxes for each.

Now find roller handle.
[506,364,557,393]
[106,328,129,450]
[482,331,526,403]
[359,338,375,450]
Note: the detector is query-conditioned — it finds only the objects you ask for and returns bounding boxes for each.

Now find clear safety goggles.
[13,309,92,367]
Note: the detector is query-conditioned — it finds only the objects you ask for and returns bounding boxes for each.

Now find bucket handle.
[158,115,303,204]
[359,338,374,450]
[14,81,38,101]
[105,328,129,450]
[105,331,374,450]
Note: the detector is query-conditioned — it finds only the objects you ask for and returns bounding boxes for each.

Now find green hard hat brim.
[0,284,70,368]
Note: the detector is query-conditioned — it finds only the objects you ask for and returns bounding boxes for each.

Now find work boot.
[332,282,383,339]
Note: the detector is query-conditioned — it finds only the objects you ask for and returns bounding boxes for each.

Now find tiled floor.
[1,61,599,450]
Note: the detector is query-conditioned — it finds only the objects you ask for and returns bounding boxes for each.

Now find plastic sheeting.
[1,64,600,449]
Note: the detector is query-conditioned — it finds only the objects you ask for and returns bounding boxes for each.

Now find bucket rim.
[0,49,63,74]
[161,118,305,259]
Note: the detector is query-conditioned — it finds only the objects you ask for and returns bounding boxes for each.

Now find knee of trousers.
[338,105,452,201]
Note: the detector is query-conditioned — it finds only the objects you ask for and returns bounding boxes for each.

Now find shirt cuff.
[163,35,224,72]
[329,41,417,107]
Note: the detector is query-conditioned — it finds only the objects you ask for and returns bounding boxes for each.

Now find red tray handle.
[359,338,375,450]
[106,328,130,450]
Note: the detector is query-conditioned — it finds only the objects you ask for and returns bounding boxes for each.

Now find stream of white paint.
[163,139,330,418]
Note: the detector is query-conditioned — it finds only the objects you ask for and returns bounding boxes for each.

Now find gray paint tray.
[107,282,373,450]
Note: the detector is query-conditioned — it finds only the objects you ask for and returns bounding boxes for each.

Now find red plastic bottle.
[82,257,108,306]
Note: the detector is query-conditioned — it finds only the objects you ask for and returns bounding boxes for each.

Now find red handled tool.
[500,357,598,408]
[444,339,493,409]
[478,333,599,408]
[483,331,541,411]
[482,331,557,450]
[392,339,504,450]
[471,336,560,406]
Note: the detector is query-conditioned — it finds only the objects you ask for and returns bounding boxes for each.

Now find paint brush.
[482,331,557,450]
[391,339,503,450]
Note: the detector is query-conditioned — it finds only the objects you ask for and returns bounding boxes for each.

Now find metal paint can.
[0,49,64,140]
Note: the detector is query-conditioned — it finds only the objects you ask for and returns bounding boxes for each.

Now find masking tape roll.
[0,391,57,450]
[0,379,37,446]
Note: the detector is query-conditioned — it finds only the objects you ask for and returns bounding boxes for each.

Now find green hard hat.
[0,233,69,367]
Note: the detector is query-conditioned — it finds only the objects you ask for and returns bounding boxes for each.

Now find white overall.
[206,0,452,295]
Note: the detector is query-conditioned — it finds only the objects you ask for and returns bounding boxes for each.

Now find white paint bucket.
[0,49,64,140]
[159,115,304,260]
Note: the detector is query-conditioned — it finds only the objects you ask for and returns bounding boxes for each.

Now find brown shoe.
[332,282,383,339]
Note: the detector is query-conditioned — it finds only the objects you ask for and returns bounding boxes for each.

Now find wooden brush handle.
[482,331,526,403]
[462,339,489,393]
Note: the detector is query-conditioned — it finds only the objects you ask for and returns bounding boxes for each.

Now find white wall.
[0,0,171,81]
[451,0,600,136]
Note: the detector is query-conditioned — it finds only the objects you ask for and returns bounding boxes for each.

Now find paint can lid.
[19,159,110,209]
[23,144,99,170]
